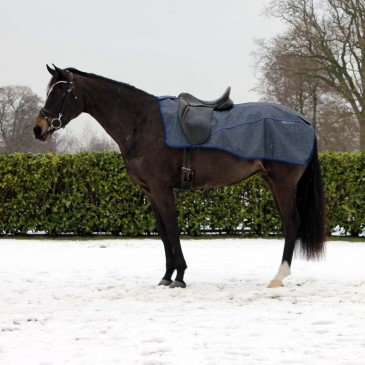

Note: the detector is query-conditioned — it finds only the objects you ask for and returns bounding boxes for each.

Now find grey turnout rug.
[158,96,316,166]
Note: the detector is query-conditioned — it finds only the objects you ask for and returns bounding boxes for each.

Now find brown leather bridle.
[40,71,80,132]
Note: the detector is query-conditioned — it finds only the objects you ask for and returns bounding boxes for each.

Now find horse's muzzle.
[33,125,44,140]
[33,116,49,141]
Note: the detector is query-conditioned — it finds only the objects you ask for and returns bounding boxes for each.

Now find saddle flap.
[180,105,213,144]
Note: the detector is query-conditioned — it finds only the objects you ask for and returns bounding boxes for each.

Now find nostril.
[34,126,42,137]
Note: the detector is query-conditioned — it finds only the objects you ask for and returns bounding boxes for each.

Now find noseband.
[40,71,79,132]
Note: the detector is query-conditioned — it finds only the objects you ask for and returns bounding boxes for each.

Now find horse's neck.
[80,77,153,147]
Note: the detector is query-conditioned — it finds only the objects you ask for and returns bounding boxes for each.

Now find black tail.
[296,140,326,260]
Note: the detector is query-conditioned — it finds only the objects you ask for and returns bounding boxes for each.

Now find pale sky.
[0,0,285,139]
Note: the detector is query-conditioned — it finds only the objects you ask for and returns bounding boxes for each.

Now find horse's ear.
[46,64,56,76]
[52,64,69,80]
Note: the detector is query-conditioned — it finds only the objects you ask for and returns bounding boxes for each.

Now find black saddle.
[178,87,234,144]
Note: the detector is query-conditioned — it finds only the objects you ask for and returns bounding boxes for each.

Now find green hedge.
[0,152,363,236]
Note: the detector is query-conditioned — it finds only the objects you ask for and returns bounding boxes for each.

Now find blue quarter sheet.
[158,96,316,166]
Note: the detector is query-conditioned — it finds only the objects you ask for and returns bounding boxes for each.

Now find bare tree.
[0,86,56,153]
[254,35,358,150]
[264,0,365,150]
[56,123,118,153]
[85,134,119,152]
[0,86,118,154]
[254,36,328,125]
[316,94,358,150]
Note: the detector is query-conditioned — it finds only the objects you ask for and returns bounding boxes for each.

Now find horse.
[33,65,326,289]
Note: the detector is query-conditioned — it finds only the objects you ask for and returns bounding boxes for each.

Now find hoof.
[158,279,173,286]
[169,280,186,289]
[267,280,284,288]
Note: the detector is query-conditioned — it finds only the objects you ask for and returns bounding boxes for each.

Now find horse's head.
[34,65,82,141]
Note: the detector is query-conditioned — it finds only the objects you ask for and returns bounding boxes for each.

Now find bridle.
[40,71,80,132]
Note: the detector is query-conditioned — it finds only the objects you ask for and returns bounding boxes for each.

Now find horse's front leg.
[146,188,187,288]
[145,192,175,286]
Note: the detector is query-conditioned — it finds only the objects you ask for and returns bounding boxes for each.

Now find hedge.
[0,152,363,237]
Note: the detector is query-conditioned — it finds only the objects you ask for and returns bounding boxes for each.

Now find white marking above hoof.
[274,261,291,281]
[268,261,291,288]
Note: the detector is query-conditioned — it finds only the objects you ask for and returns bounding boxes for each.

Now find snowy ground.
[0,238,364,365]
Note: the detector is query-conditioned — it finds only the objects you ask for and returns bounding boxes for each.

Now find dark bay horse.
[33,65,326,288]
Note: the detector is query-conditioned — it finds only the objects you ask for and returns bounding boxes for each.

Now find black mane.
[65,67,150,94]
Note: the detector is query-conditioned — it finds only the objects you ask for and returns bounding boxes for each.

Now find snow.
[0,238,364,365]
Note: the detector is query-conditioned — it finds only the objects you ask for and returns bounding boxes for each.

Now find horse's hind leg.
[264,171,302,288]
